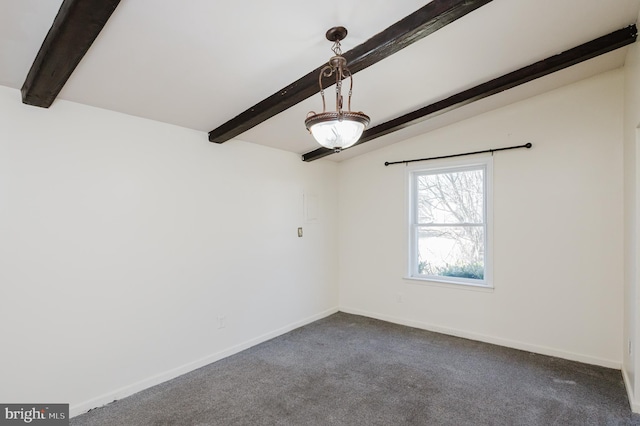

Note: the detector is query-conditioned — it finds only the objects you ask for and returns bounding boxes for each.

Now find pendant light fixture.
[305,27,370,152]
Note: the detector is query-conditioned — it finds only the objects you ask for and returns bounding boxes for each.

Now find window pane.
[416,169,484,224]
[417,226,485,280]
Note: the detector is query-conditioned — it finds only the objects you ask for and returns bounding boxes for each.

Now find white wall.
[624,13,640,411]
[0,86,339,416]
[338,69,624,368]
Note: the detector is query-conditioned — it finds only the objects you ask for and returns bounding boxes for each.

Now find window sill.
[403,276,494,292]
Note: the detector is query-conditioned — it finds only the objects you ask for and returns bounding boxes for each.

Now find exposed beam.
[302,25,638,162]
[208,0,493,143]
[21,0,121,108]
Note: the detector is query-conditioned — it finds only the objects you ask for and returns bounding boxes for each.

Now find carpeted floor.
[72,313,640,425]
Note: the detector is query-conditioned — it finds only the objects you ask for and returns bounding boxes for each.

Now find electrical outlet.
[297,227,303,237]
[217,315,226,329]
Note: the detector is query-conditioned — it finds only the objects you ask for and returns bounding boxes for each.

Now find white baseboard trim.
[622,368,640,413]
[339,306,621,370]
[70,306,339,418]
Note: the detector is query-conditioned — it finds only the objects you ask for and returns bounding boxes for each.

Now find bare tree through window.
[414,166,485,280]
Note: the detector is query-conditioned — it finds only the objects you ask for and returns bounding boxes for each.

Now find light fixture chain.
[344,68,353,112]
[336,78,343,114]
[332,39,342,56]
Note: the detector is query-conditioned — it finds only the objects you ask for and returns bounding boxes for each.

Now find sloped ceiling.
[1,0,639,161]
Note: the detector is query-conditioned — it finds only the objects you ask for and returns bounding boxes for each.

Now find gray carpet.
[72,313,640,425]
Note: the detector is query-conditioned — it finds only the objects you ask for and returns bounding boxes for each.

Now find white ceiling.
[1,0,639,161]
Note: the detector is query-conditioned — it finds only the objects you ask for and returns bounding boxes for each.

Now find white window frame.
[405,156,493,288]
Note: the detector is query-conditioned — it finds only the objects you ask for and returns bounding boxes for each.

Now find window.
[407,157,492,287]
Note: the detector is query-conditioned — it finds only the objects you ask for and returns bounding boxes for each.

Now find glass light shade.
[305,111,370,151]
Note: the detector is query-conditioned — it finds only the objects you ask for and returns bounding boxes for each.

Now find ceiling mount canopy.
[304,26,370,153]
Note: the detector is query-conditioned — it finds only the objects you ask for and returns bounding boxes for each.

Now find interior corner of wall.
[623,367,640,413]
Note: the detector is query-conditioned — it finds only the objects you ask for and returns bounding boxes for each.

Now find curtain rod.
[384,143,532,166]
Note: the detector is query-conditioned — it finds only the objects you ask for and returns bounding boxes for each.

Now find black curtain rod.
[384,143,532,166]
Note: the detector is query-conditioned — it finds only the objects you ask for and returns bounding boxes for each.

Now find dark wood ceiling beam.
[21,0,121,108]
[208,0,493,143]
[302,24,638,162]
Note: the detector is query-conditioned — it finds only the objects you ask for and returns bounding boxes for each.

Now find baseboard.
[622,368,640,413]
[70,306,339,418]
[339,306,621,370]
